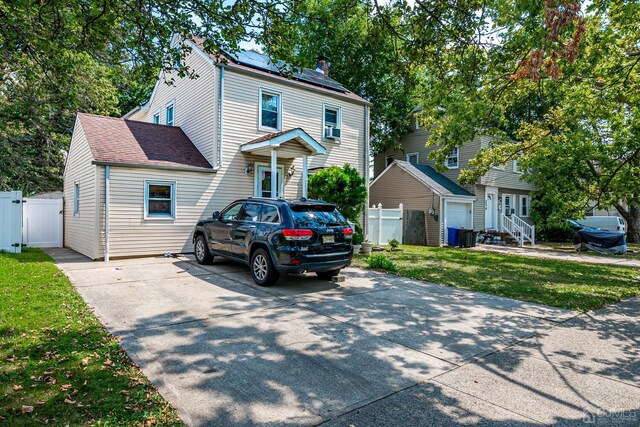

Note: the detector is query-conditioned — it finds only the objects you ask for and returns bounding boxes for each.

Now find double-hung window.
[145,181,176,219]
[323,105,341,140]
[446,147,459,169]
[406,152,419,164]
[152,111,160,124]
[259,89,281,131]
[165,102,174,126]
[519,195,530,217]
[73,183,80,216]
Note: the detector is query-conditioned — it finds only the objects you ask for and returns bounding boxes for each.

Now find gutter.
[92,161,217,174]
[364,105,370,236]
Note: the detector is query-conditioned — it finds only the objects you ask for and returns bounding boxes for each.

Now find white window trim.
[501,193,515,216]
[519,195,530,217]
[165,100,175,126]
[258,88,282,132]
[322,103,342,142]
[406,152,419,164]
[152,109,161,124]
[73,182,80,217]
[446,147,459,169]
[144,180,177,220]
[254,163,284,197]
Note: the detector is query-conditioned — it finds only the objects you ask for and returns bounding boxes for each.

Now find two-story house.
[63,36,370,260]
[370,108,535,246]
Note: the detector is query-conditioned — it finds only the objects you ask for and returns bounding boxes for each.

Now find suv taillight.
[282,229,313,240]
[343,228,354,238]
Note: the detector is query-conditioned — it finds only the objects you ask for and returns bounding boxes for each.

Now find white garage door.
[447,202,472,228]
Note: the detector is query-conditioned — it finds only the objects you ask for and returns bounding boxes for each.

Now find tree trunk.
[615,204,640,243]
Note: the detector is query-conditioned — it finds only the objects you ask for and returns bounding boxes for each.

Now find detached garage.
[369,160,476,246]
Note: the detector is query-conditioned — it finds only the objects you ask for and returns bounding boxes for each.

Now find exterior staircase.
[500,213,535,246]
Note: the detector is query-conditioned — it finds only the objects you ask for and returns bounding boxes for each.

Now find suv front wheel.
[251,248,279,286]
[194,235,213,265]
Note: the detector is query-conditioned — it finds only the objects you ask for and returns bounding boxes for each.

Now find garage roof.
[383,160,475,198]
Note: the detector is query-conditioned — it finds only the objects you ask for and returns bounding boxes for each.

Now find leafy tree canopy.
[308,164,368,224]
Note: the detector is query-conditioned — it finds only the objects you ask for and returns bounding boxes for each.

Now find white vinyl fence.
[23,198,63,248]
[368,203,403,245]
[0,191,23,253]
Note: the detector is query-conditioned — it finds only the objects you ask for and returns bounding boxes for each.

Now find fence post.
[377,203,383,245]
[399,203,404,244]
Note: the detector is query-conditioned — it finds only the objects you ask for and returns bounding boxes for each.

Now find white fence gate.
[0,191,23,253]
[23,198,63,248]
[368,203,403,245]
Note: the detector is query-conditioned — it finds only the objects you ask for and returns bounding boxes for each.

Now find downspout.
[363,105,370,237]
[104,165,110,262]
[216,65,225,169]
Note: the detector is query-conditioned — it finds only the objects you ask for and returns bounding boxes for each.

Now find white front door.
[255,164,284,198]
[0,191,23,253]
[485,188,498,229]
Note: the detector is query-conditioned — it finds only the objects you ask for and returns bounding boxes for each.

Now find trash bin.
[471,231,479,247]
[447,227,461,247]
[458,228,472,248]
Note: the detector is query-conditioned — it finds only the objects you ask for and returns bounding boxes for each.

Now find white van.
[577,216,626,233]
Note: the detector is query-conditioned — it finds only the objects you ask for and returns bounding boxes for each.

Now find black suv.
[192,198,354,286]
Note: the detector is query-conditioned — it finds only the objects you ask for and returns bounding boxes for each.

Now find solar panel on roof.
[225,50,349,93]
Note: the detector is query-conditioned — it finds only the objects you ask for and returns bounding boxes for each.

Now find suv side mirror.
[212,211,221,220]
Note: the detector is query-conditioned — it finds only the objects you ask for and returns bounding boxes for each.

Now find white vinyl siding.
[143,48,217,164]
[259,88,281,131]
[220,68,366,209]
[96,166,218,259]
[63,118,99,259]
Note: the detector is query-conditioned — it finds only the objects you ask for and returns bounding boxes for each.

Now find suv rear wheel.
[251,248,279,286]
[316,268,342,280]
[194,235,213,265]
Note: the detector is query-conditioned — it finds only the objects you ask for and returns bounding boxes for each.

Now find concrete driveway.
[46,248,640,426]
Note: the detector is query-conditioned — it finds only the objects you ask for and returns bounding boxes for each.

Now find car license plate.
[322,235,335,244]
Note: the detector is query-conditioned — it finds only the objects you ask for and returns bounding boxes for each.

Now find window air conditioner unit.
[324,126,341,139]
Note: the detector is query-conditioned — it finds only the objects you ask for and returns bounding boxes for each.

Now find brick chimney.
[316,55,329,76]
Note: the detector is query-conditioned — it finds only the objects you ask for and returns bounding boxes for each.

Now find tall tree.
[270,0,419,154]
[404,1,640,241]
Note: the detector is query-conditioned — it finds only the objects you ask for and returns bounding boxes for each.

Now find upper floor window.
[152,111,160,124]
[406,152,419,164]
[73,183,80,216]
[145,181,176,219]
[519,195,530,217]
[446,147,459,169]
[323,105,341,140]
[165,102,174,126]
[259,89,281,131]
[513,152,524,173]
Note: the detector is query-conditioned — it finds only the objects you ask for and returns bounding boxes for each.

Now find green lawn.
[0,249,183,426]
[354,245,640,312]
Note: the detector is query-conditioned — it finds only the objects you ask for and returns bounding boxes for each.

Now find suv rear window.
[291,204,347,228]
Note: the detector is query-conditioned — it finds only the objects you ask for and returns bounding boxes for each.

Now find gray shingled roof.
[393,160,475,197]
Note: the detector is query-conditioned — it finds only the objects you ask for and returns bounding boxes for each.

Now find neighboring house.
[371,109,535,246]
[64,36,370,260]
